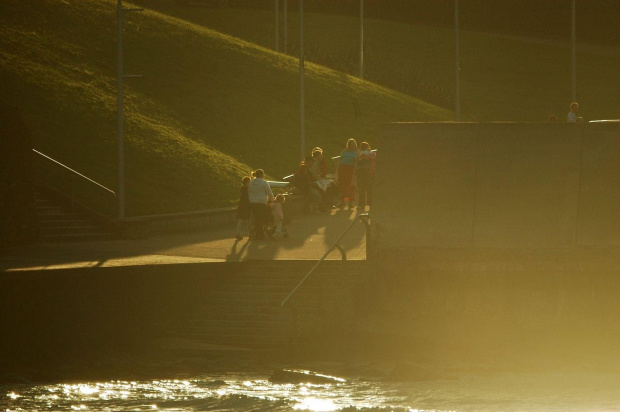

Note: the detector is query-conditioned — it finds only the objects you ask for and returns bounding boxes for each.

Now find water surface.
[3,367,620,411]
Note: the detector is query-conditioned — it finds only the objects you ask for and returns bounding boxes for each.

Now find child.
[271,194,286,240]
[235,176,251,240]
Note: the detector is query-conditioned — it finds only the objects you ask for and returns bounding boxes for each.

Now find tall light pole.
[275,0,279,52]
[299,0,305,161]
[571,0,576,102]
[359,0,364,79]
[283,0,288,53]
[454,0,461,121]
[117,0,141,220]
[117,0,125,219]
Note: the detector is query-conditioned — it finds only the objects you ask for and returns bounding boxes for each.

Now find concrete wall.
[0,264,233,373]
[372,122,620,250]
[369,122,620,359]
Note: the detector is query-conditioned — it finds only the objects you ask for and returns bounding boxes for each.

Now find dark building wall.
[0,263,232,371]
[0,103,38,248]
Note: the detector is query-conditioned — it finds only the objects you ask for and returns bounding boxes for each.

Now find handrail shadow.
[280,212,369,307]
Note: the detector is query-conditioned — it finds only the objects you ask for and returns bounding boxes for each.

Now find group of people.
[549,102,583,123]
[235,169,286,241]
[234,138,377,241]
[293,138,376,214]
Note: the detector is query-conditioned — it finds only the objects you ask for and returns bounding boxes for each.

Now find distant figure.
[235,176,251,240]
[270,194,286,240]
[335,138,359,209]
[355,142,376,211]
[248,169,274,240]
[309,147,336,212]
[548,115,558,122]
[567,102,579,122]
[309,147,329,182]
[294,155,322,214]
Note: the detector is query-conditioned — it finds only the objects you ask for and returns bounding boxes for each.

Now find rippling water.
[3,368,620,411]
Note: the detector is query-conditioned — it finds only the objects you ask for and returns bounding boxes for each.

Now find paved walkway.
[0,208,368,272]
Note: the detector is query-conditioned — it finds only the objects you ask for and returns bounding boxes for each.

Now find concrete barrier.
[371,122,603,249]
[0,264,231,369]
[369,122,620,359]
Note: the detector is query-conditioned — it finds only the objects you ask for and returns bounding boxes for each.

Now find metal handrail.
[330,148,377,162]
[281,212,370,307]
[33,149,116,197]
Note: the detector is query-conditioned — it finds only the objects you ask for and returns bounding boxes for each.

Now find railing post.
[360,214,370,259]
[335,244,346,260]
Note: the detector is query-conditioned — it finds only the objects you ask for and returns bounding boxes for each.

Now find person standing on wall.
[248,169,274,240]
[308,147,332,212]
[567,102,579,122]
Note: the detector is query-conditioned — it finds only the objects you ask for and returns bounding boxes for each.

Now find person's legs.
[246,218,252,235]
[338,165,354,207]
[236,219,244,239]
[249,214,256,239]
[272,220,283,240]
[308,187,322,213]
[251,203,266,239]
[357,171,370,209]
[367,177,374,210]
[325,184,338,209]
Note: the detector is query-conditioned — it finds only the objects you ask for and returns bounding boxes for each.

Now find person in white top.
[248,169,274,240]
[567,102,579,122]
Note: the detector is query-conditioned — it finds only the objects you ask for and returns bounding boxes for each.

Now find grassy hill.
[0,0,450,217]
[143,3,620,122]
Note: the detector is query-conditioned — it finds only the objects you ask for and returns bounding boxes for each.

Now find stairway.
[176,260,369,349]
[34,190,115,242]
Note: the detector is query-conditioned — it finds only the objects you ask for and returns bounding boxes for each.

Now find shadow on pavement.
[0,209,367,271]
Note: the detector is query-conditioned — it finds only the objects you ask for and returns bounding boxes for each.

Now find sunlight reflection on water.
[2,374,425,411]
[3,370,620,411]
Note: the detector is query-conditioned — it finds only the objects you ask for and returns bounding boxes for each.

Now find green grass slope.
[0,0,450,216]
[144,4,620,122]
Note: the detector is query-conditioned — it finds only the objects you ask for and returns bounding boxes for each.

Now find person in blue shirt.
[335,138,359,209]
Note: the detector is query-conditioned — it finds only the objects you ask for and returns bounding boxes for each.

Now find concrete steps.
[175,260,368,349]
[34,191,115,242]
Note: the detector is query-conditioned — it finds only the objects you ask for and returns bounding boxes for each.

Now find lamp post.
[116,0,141,220]
[283,0,288,53]
[117,0,125,219]
[359,0,364,79]
[454,0,461,121]
[571,0,576,102]
[299,0,305,161]
[275,0,279,52]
